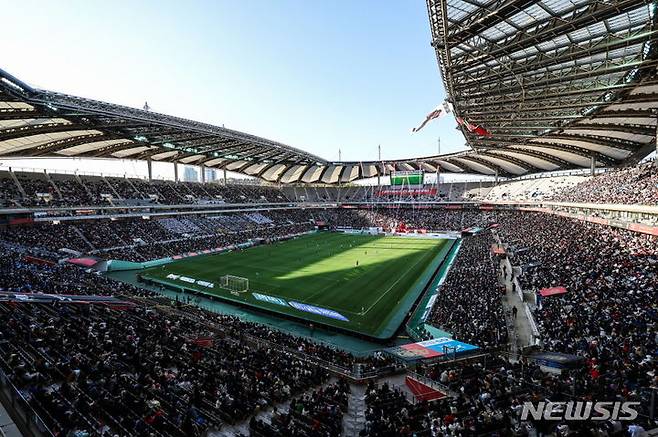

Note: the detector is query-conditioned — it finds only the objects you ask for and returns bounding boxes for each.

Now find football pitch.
[142,232,454,338]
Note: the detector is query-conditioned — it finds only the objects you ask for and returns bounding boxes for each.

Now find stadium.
[0,1,656,436]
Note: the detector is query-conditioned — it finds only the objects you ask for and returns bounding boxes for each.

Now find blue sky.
[2,0,467,162]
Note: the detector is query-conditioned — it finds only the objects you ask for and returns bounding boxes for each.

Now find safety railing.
[0,367,54,437]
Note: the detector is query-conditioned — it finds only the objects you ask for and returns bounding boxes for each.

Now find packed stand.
[550,163,658,205]
[414,355,648,436]
[251,380,349,436]
[0,301,330,436]
[0,250,146,296]
[496,212,657,421]
[424,231,507,348]
[362,381,435,436]
[362,370,524,437]
[0,174,24,207]
[315,208,494,233]
[1,204,657,435]
[0,170,291,207]
[0,210,315,262]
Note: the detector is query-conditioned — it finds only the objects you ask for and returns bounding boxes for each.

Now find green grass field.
[142,232,452,338]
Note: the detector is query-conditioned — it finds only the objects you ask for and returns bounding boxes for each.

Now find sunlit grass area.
[142,232,451,338]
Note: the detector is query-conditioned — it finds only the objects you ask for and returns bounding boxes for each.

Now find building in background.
[183,166,199,182]
[205,167,217,182]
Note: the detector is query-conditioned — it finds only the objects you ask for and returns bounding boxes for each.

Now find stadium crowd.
[0,208,495,263]
[0,171,290,208]
[317,208,493,233]
[3,161,657,209]
[0,210,314,262]
[361,368,518,437]
[550,163,658,205]
[334,209,657,435]
[0,251,145,296]
[0,245,396,371]
[495,212,657,410]
[0,301,334,436]
[0,250,403,435]
[424,230,507,348]
[410,354,651,437]
[250,380,349,436]
[0,195,656,435]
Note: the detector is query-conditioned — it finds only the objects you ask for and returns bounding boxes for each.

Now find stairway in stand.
[212,377,341,437]
[342,383,367,436]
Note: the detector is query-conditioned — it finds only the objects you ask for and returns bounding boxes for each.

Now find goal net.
[219,275,249,295]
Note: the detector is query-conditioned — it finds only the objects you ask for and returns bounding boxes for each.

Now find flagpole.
[338,148,342,189]
[377,144,381,187]
[436,137,441,187]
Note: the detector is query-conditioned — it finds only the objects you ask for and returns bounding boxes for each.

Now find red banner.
[24,255,56,266]
[67,257,99,267]
[8,217,34,225]
[405,376,447,402]
[539,286,568,297]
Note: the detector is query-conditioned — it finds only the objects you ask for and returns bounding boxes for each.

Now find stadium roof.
[1,1,657,184]
[427,0,658,174]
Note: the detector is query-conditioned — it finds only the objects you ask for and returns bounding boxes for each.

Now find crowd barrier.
[0,366,53,437]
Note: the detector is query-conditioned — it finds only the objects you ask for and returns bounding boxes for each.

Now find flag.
[412,101,451,133]
[456,117,476,132]
[456,117,492,137]
[473,125,493,137]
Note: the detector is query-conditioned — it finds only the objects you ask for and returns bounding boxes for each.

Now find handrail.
[405,370,458,397]
[523,302,540,344]
[494,230,542,348]
[0,364,55,437]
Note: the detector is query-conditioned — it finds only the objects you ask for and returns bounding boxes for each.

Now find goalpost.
[219,275,249,295]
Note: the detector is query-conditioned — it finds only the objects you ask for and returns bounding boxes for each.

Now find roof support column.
[200,164,206,184]
[223,168,227,185]
[147,159,153,182]
[173,162,179,182]
[590,154,596,176]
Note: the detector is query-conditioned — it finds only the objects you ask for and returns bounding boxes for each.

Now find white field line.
[358,249,435,316]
